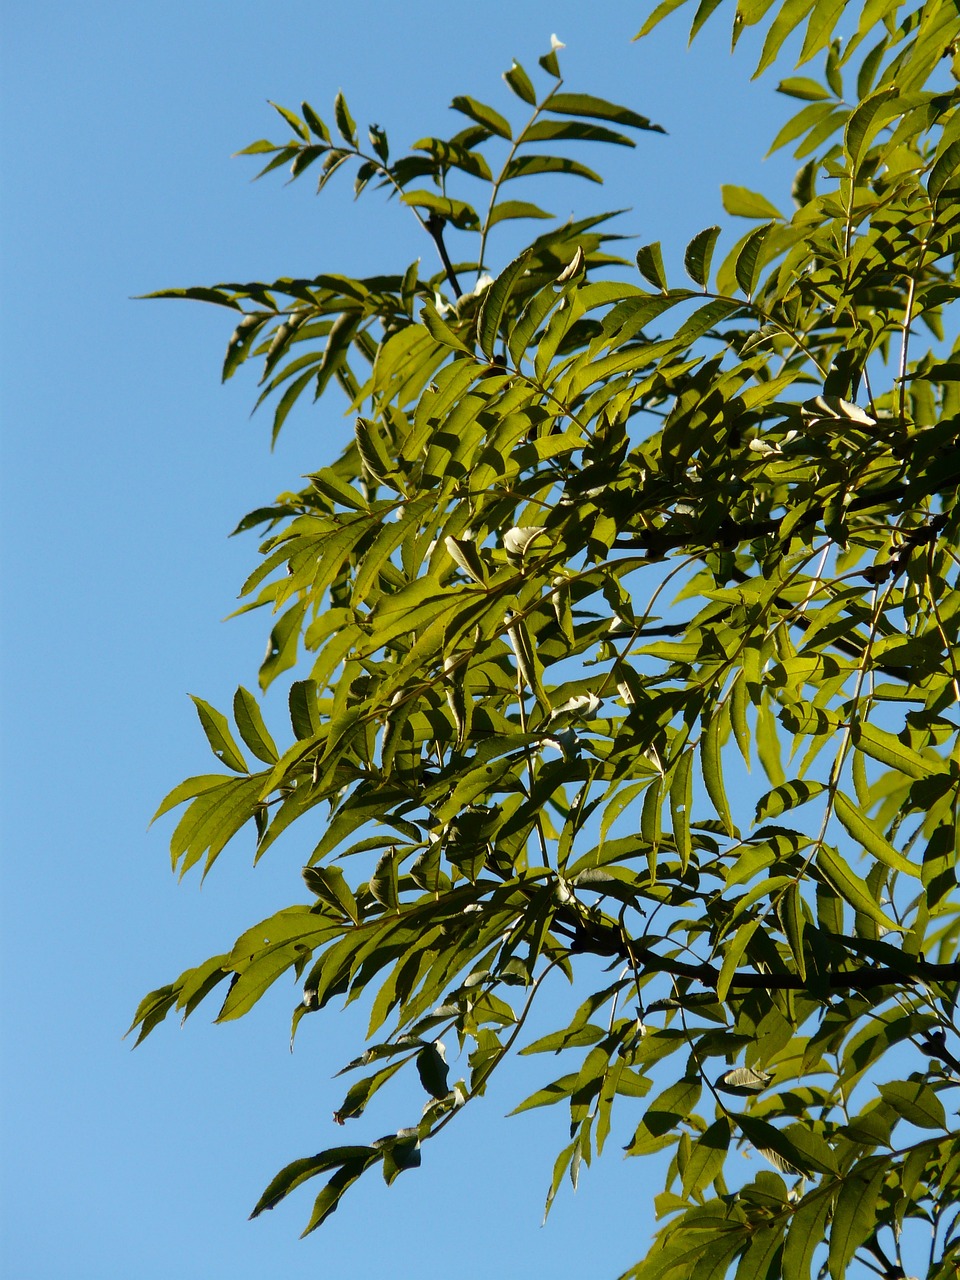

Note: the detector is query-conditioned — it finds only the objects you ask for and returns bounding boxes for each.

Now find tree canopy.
[131,2,960,1276]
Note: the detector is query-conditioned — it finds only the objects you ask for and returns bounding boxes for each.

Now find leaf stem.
[478,79,565,275]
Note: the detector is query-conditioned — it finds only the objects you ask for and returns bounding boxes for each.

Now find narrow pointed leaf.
[683,225,720,287]
[190,696,249,774]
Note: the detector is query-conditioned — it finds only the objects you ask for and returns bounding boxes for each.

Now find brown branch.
[564,912,960,994]
[425,214,463,300]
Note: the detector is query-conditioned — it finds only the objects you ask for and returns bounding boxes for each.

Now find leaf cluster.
[135,17,960,1278]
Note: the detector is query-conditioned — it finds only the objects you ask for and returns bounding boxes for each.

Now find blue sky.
[2,4,814,1277]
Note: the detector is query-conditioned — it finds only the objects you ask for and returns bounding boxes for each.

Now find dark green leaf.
[635,242,668,292]
[301,102,330,142]
[416,1042,450,1098]
[268,101,309,141]
[333,91,357,146]
[683,225,720,288]
[450,95,512,139]
[681,1117,730,1196]
[503,60,537,105]
[487,199,555,227]
[777,77,831,101]
[503,155,602,184]
[816,844,901,933]
[546,92,664,134]
[877,1080,946,1130]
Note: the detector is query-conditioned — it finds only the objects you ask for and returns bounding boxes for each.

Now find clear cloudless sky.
[3,4,814,1278]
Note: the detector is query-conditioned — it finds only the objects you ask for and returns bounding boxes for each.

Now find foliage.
[132,4,960,1276]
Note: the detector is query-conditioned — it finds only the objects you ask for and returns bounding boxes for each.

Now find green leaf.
[929,138,960,201]
[669,750,693,871]
[369,848,400,910]
[401,189,480,230]
[233,687,279,764]
[301,102,330,142]
[450,95,512,139]
[721,186,783,219]
[877,1080,946,1130]
[734,222,773,296]
[736,1226,785,1280]
[309,467,369,511]
[259,599,308,691]
[851,721,940,780]
[300,1155,377,1235]
[717,1066,770,1096]
[487,199,555,227]
[302,865,358,922]
[754,0,817,76]
[381,1132,421,1184]
[355,416,397,485]
[503,154,602,184]
[511,1073,579,1114]
[778,883,806,981]
[412,136,490,180]
[833,790,919,879]
[151,774,234,824]
[681,1117,730,1196]
[545,93,665,134]
[444,536,487,584]
[268,101,309,141]
[634,0,689,39]
[503,60,537,105]
[190,696,249,774]
[827,1160,887,1280]
[815,844,901,933]
[635,242,668,292]
[627,1077,702,1154]
[539,47,562,80]
[683,225,720,288]
[250,1149,364,1217]
[333,91,357,146]
[125,984,177,1047]
[524,120,635,147]
[287,677,321,741]
[420,301,473,353]
[735,1114,817,1177]
[717,907,761,993]
[222,312,269,382]
[782,1188,832,1280]
[477,249,532,359]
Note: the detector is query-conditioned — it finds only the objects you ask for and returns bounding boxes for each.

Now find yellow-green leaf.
[833,790,919,878]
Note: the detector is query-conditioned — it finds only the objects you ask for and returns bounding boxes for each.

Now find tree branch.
[425,214,463,299]
[563,911,960,994]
